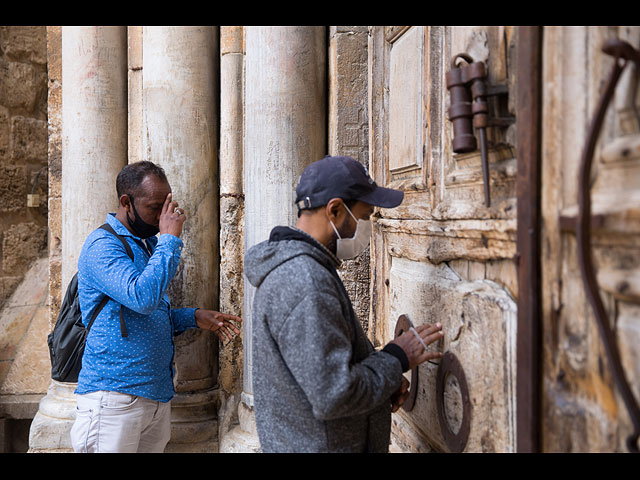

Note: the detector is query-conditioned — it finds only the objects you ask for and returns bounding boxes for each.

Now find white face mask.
[329,203,372,260]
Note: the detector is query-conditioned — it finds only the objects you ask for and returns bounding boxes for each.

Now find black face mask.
[127,196,160,239]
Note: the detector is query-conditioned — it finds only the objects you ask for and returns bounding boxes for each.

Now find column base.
[219,393,261,453]
[165,387,219,453]
[28,380,77,453]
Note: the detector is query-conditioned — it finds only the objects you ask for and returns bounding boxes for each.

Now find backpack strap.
[100,223,134,261]
[86,295,109,331]
[96,223,135,338]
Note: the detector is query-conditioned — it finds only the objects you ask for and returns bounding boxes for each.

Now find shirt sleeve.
[273,288,403,421]
[79,232,185,316]
[171,307,198,334]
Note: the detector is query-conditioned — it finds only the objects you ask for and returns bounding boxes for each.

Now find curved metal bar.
[577,38,640,453]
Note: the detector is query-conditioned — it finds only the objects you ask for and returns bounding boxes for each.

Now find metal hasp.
[436,351,471,452]
[577,38,640,453]
[446,53,491,207]
[393,314,419,411]
[446,53,478,154]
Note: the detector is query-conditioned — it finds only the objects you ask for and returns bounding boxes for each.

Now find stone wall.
[0,26,49,310]
[0,25,50,452]
[328,26,371,330]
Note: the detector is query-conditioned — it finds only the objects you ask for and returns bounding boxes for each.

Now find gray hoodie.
[245,226,405,453]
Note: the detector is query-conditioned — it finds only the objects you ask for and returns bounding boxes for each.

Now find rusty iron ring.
[394,315,419,411]
[451,52,474,69]
[436,351,471,452]
[577,38,640,453]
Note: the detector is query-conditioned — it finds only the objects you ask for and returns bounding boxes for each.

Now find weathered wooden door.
[369,26,520,452]
[541,26,640,452]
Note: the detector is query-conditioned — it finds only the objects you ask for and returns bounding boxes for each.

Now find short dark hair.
[116,161,168,199]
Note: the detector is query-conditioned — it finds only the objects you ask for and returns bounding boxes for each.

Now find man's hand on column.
[195,309,243,343]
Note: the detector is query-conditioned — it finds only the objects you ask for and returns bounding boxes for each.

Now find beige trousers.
[70,390,171,453]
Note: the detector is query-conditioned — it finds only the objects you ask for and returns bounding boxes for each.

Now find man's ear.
[119,194,132,210]
[325,198,344,223]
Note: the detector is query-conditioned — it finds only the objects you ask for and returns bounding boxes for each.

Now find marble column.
[141,26,219,453]
[29,26,128,452]
[225,25,327,452]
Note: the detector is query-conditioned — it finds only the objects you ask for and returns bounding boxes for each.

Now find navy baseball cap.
[295,155,404,211]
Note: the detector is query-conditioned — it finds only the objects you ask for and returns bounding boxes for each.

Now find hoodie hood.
[244,226,340,289]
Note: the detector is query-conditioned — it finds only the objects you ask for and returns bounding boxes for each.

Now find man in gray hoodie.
[245,155,444,453]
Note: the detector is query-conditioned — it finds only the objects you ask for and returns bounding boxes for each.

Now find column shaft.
[60,26,128,289]
[237,25,326,451]
[141,25,219,452]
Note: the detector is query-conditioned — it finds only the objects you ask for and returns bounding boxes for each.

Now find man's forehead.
[136,175,171,199]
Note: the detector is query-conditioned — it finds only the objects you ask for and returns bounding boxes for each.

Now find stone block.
[2,223,47,276]
[0,165,27,212]
[0,59,46,113]
[46,27,62,80]
[0,26,47,65]
[0,304,33,361]
[220,26,243,55]
[47,196,62,255]
[47,259,62,330]
[11,116,47,162]
[388,257,517,452]
[0,276,21,308]
[4,258,48,309]
[0,305,50,395]
[0,107,8,161]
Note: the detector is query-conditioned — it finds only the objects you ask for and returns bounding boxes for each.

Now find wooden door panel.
[388,26,424,174]
[370,25,518,452]
[542,26,640,451]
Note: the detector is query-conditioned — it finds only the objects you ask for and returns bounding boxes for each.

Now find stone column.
[225,25,327,452]
[217,26,247,451]
[141,26,219,453]
[29,26,128,452]
[59,26,128,291]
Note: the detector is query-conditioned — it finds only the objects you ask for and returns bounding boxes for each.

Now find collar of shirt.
[106,213,158,254]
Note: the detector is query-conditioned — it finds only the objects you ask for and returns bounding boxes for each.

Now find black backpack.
[47,223,134,383]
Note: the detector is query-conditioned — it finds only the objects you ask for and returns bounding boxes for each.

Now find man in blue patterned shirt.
[70,161,242,453]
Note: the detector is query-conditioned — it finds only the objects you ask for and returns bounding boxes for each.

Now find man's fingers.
[221,323,241,335]
[422,331,444,347]
[221,313,243,323]
[214,313,242,337]
[162,193,173,214]
[220,314,243,331]
[415,322,442,335]
[416,323,443,345]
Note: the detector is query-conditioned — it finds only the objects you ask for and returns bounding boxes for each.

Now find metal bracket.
[446,53,514,208]
[394,314,419,412]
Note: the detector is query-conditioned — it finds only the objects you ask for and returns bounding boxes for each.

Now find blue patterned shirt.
[75,213,197,402]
